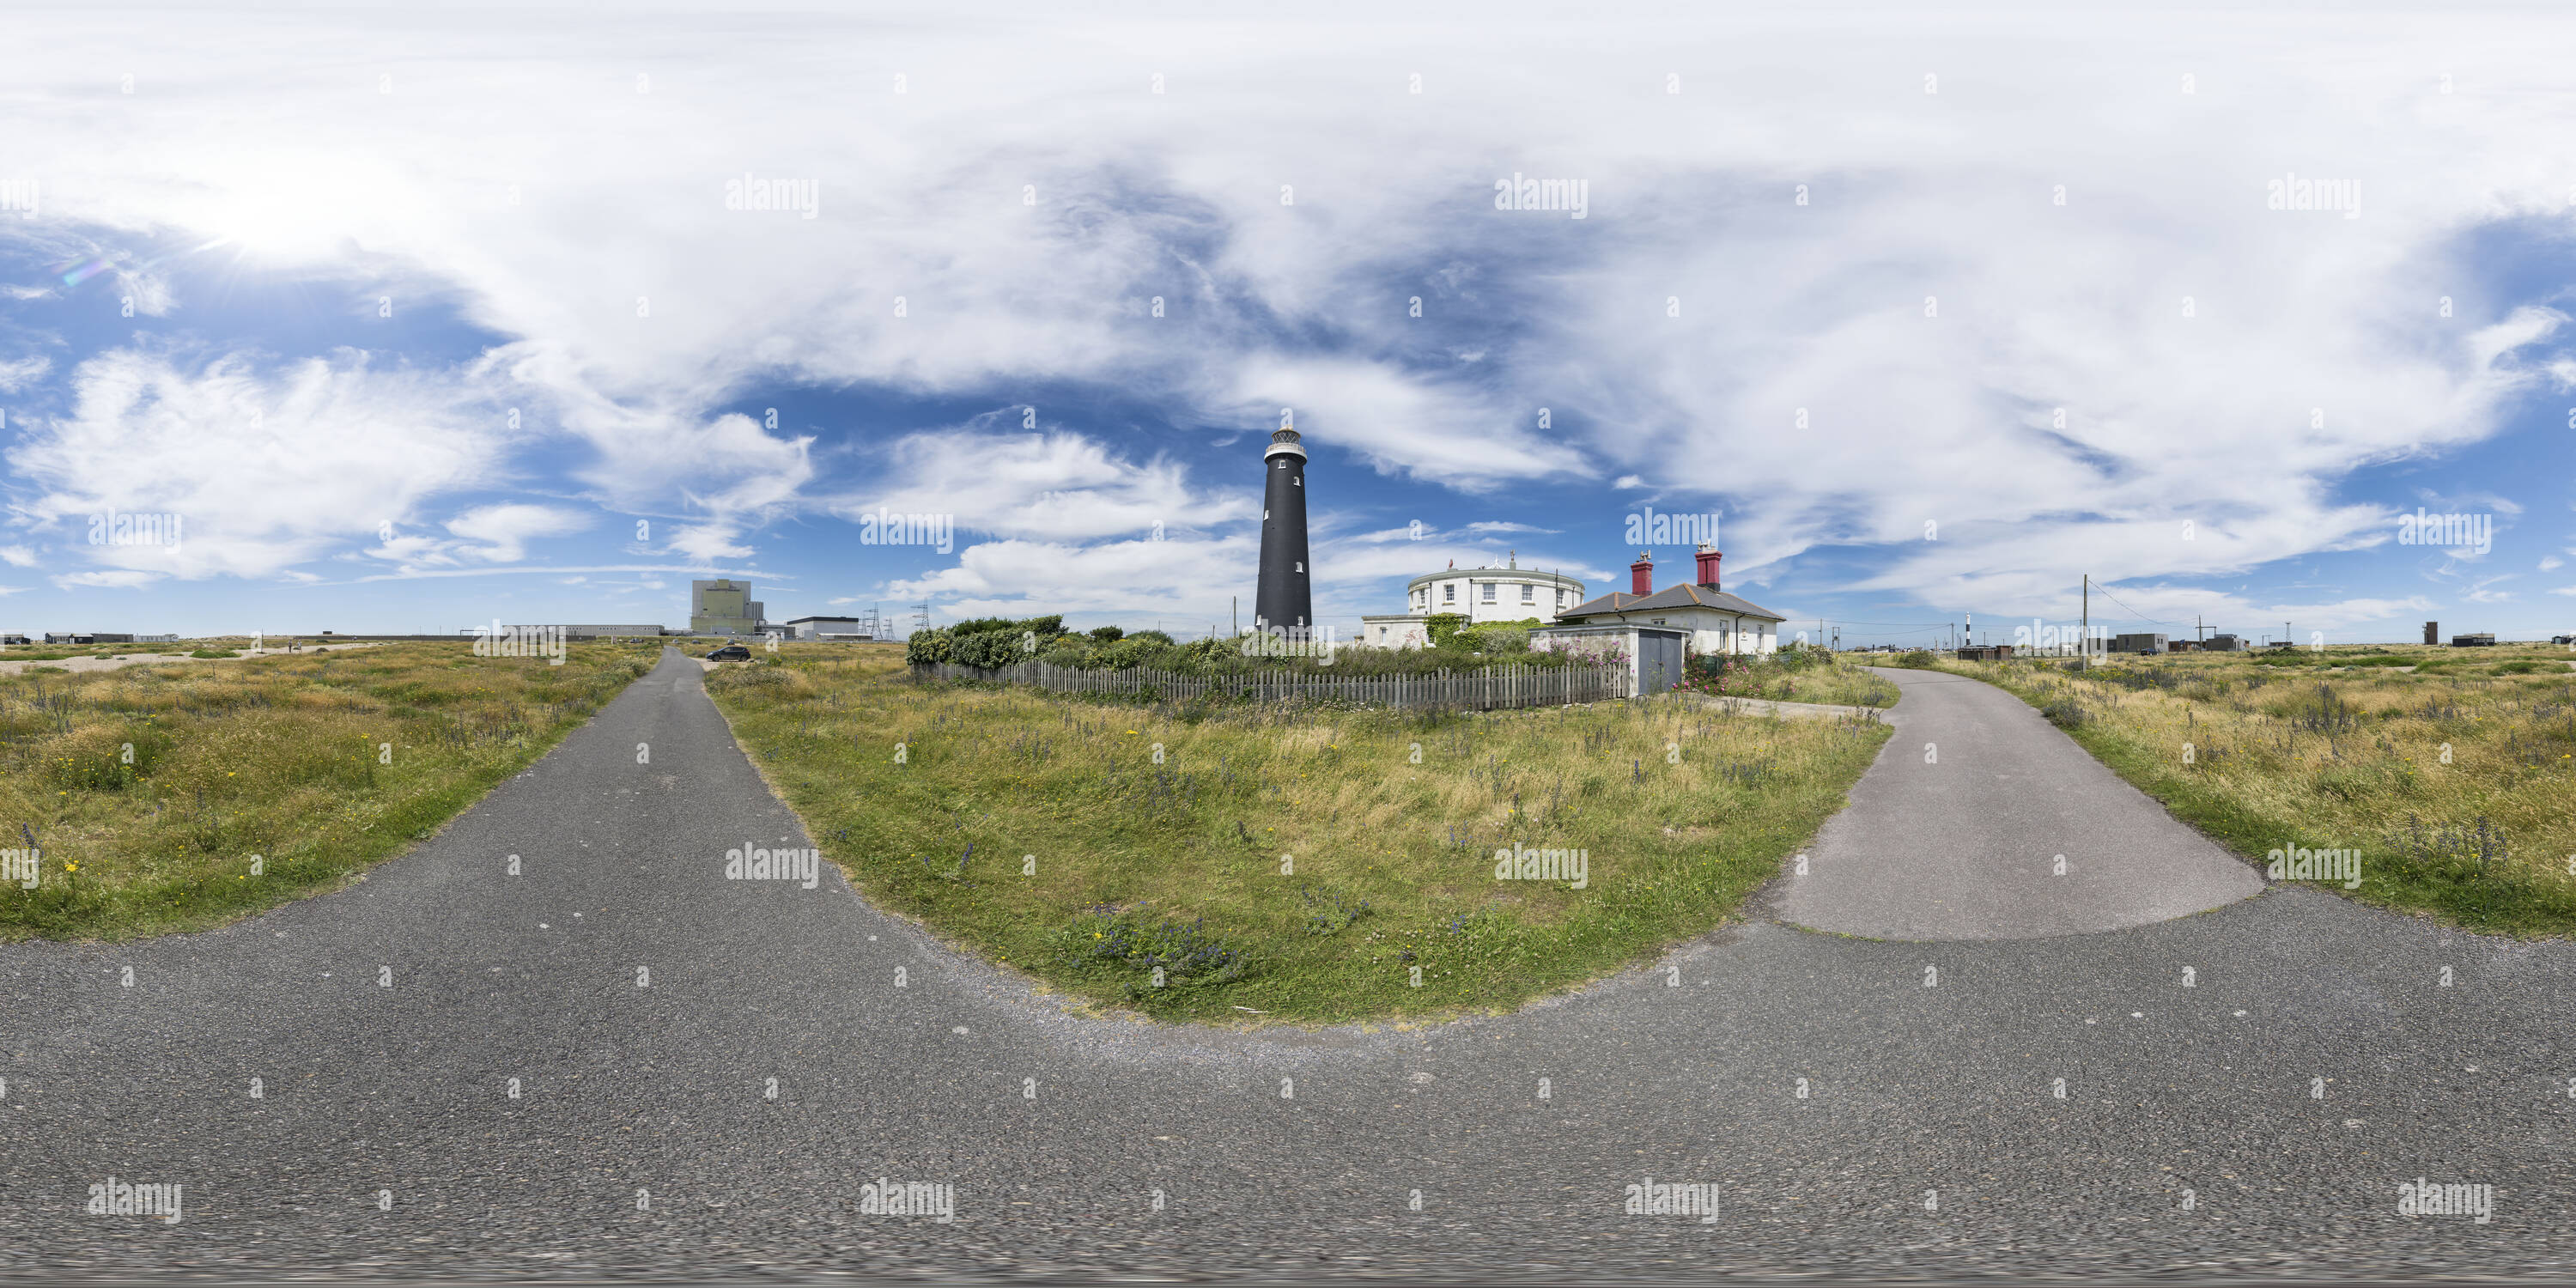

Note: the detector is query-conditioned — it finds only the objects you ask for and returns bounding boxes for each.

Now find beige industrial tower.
[690,579,765,635]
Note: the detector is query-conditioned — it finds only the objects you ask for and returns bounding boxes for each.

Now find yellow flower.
[64,862,77,872]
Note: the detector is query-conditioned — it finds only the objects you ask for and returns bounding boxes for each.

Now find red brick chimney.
[1629,550,1654,596]
[1695,544,1721,590]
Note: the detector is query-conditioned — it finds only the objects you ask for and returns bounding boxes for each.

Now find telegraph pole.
[2081,574,2089,662]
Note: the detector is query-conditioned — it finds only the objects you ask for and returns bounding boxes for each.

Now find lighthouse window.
[1293,477,1301,486]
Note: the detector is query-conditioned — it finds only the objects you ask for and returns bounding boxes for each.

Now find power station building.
[689,579,766,635]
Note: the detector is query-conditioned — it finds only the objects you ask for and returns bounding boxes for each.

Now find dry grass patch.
[708,643,1891,1024]
[0,640,659,939]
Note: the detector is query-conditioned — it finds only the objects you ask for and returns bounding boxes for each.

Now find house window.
[1482,583,1496,603]
[1521,584,1534,603]
[1444,584,1455,603]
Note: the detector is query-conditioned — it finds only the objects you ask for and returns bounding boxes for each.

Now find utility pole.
[1232,595,1238,638]
[2081,574,2089,663]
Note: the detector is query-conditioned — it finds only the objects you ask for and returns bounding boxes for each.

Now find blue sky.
[3,2,2573,646]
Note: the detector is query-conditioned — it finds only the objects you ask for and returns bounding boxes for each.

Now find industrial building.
[560,624,666,639]
[2110,632,2169,654]
[689,580,766,635]
[782,616,872,641]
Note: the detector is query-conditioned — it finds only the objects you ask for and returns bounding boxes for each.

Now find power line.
[2087,584,2179,628]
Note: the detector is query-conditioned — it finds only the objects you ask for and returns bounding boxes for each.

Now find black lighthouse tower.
[1255,427,1311,632]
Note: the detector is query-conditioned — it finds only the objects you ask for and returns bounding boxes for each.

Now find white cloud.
[2,5,2572,626]
[0,356,50,392]
[8,348,509,581]
[830,426,1243,544]
[0,546,35,567]
[53,569,158,590]
[444,503,590,563]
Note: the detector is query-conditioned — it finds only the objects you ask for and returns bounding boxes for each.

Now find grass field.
[0,640,657,940]
[1676,647,1900,708]
[708,642,1893,1024]
[1920,644,2576,934]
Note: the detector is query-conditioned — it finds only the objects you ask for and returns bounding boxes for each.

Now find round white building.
[1360,555,1585,648]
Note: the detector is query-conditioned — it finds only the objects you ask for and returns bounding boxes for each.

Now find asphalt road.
[1775,665,2265,939]
[3,649,2570,1282]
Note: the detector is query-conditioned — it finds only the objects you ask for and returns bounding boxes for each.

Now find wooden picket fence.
[908,659,1631,710]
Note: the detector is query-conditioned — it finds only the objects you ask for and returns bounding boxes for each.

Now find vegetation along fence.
[908,659,1634,710]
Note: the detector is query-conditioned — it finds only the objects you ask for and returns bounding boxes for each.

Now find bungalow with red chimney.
[1548,545,1786,655]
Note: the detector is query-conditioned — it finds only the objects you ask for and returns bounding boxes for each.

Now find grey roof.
[1555,583,1785,623]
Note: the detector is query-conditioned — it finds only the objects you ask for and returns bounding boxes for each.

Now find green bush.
[1094,635,1176,670]
[1424,613,1468,646]
[1895,650,1938,669]
[904,628,954,665]
[951,629,1025,670]
[1089,625,1125,642]
[1040,635,1098,667]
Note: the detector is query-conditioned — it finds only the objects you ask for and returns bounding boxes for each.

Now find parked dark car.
[702,644,752,660]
